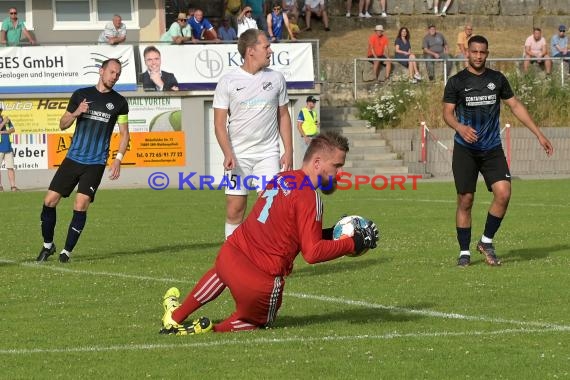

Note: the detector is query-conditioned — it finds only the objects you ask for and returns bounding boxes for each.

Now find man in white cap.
[367,24,391,81]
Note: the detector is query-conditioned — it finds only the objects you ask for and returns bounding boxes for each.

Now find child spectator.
[288,13,301,40]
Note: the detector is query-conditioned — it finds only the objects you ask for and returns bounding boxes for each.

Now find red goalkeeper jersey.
[228,169,355,277]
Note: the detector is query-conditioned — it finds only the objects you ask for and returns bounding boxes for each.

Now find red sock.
[214,314,258,332]
[172,268,226,323]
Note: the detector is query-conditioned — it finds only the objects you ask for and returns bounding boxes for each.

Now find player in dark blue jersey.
[443,35,554,267]
[37,58,130,263]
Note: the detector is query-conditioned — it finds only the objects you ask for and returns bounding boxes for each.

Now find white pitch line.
[3,260,570,332]
[351,198,570,208]
[287,292,570,331]
[0,327,567,355]
[0,260,181,284]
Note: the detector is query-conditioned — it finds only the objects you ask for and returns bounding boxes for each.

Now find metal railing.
[353,56,569,99]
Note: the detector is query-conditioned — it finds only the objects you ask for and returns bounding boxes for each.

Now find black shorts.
[368,55,388,65]
[49,158,106,202]
[452,142,511,194]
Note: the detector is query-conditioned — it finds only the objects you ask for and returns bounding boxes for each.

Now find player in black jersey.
[443,35,554,267]
[37,58,130,263]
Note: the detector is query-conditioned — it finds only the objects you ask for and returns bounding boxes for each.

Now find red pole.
[420,121,427,164]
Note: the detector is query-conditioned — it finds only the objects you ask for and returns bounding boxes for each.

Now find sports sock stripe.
[194,273,220,299]
[194,274,224,303]
[266,276,283,326]
[196,282,225,304]
[230,320,256,330]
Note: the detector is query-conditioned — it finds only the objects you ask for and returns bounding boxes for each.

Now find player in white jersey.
[213,28,293,239]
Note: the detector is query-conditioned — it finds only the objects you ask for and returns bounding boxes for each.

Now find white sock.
[225,223,240,239]
[459,250,471,257]
[481,235,492,244]
[434,6,438,13]
[43,242,53,249]
[60,249,71,257]
[442,6,447,12]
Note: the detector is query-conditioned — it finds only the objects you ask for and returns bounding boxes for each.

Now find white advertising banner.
[138,42,315,90]
[1,134,49,170]
[0,45,137,94]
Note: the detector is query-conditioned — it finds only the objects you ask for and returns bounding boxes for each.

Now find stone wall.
[181,0,570,19]
[173,0,569,18]
[330,0,568,16]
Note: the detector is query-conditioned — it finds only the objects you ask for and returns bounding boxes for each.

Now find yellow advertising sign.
[0,97,182,134]
[0,99,74,134]
[48,131,185,168]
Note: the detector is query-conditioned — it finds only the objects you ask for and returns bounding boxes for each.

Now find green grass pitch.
[2,178,570,379]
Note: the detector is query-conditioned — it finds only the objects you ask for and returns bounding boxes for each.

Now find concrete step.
[344,159,404,168]
[347,152,398,160]
[375,166,409,174]
[322,120,370,129]
[320,107,360,121]
[349,145,393,153]
[341,166,409,176]
[344,133,386,141]
[339,125,374,133]
[352,139,387,147]
[322,125,377,134]
[320,110,411,175]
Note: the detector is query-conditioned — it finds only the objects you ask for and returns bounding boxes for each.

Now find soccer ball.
[333,215,372,257]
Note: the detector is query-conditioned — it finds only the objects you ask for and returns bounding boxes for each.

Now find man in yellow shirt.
[297,96,319,152]
[456,23,473,69]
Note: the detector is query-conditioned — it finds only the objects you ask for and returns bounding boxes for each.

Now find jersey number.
[257,188,278,224]
[225,172,238,190]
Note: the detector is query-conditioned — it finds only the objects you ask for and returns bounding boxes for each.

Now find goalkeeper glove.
[352,220,379,255]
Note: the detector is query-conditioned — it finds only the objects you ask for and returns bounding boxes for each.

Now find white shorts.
[305,0,324,11]
[0,152,14,169]
[305,0,325,9]
[224,155,280,196]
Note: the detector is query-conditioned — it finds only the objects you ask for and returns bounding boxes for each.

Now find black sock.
[483,212,503,240]
[41,205,57,243]
[64,210,87,252]
[456,227,471,252]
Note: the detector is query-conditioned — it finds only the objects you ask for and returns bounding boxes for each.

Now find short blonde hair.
[237,29,265,58]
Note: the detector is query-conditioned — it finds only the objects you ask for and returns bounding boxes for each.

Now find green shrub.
[357,70,570,129]
[356,82,418,129]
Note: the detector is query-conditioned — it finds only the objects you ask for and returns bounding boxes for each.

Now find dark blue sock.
[41,205,56,243]
[456,227,471,251]
[483,213,503,239]
[64,210,87,252]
